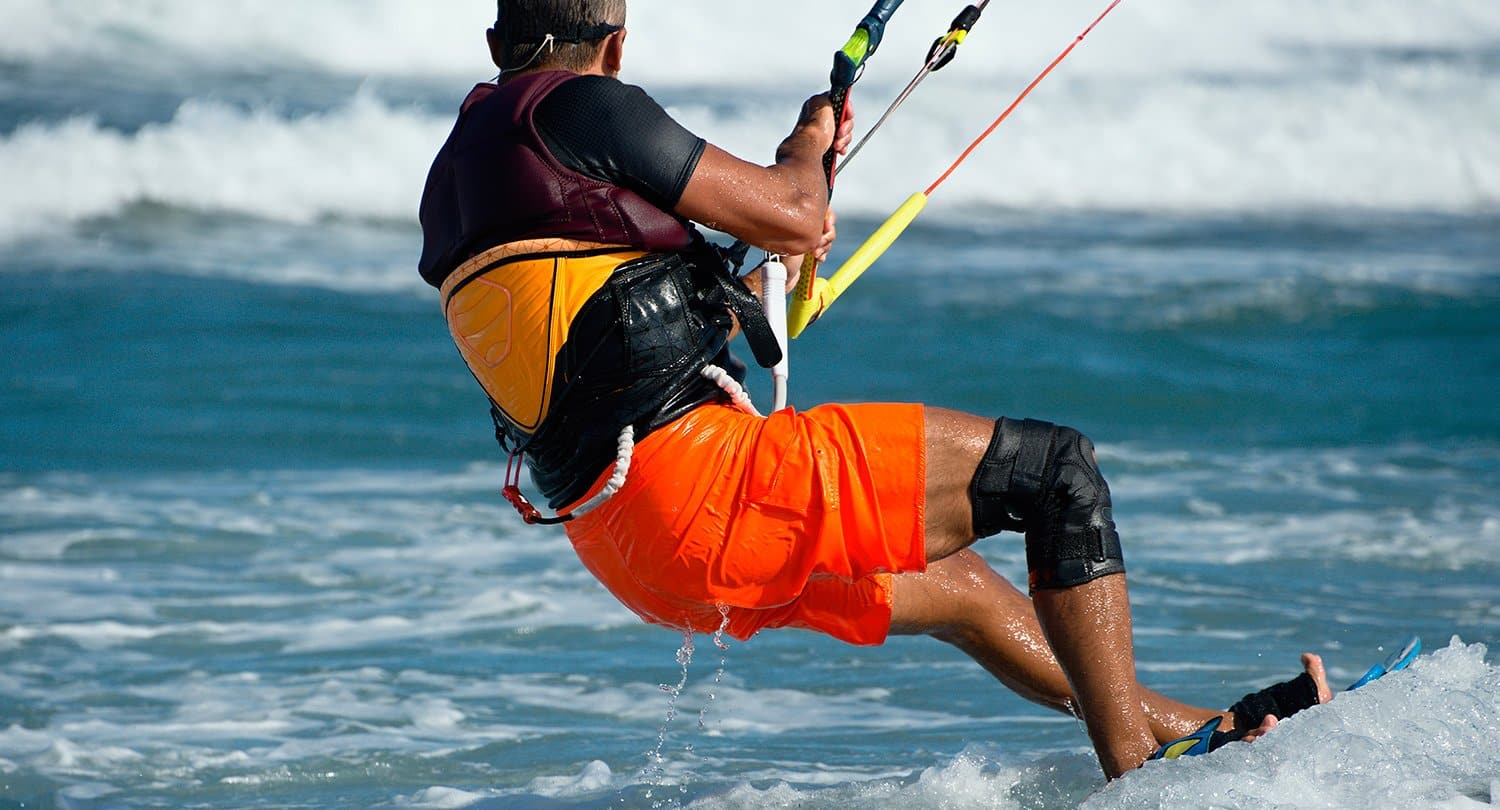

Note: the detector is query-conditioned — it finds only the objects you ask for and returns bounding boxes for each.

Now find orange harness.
[441,238,643,435]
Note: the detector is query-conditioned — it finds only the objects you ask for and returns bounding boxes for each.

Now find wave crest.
[0,93,446,240]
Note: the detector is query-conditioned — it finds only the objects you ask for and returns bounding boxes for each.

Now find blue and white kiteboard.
[1346,635,1421,691]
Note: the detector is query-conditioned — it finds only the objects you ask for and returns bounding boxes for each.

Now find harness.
[441,236,781,524]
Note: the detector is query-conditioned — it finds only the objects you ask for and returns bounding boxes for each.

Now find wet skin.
[498,26,1331,780]
[890,407,1333,777]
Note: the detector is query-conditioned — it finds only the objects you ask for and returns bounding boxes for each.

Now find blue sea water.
[2,1,1499,807]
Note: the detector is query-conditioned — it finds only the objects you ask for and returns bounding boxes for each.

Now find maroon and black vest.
[419,72,785,509]
[417,70,694,287]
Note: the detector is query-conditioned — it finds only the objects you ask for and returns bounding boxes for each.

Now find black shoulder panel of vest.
[533,75,706,210]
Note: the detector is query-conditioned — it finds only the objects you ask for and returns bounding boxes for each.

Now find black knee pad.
[969,417,1125,591]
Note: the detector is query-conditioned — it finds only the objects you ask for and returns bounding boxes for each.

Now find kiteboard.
[1347,635,1422,691]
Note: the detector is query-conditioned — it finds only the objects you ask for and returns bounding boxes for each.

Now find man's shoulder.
[546,73,656,111]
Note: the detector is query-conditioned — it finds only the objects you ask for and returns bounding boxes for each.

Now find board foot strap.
[1151,636,1422,761]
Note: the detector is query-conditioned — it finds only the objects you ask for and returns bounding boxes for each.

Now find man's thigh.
[923,406,997,561]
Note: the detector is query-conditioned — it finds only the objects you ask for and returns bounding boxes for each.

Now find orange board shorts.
[563,401,928,646]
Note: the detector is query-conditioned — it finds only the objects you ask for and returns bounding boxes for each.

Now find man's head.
[488,0,627,77]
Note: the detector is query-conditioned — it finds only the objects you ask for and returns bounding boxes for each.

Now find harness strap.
[452,238,778,526]
[703,252,783,370]
[499,363,758,525]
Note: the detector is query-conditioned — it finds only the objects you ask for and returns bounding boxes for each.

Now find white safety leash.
[555,359,757,522]
[504,243,800,525]
[559,424,634,518]
[516,259,789,524]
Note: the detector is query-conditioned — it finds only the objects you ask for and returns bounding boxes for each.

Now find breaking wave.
[1,0,1496,242]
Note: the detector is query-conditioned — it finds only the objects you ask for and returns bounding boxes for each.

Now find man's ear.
[601,28,626,76]
[486,28,505,71]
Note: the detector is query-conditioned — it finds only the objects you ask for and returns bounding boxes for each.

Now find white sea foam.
[1,449,1493,655]
[494,674,967,735]
[1105,443,1500,571]
[524,759,614,799]
[0,0,489,76]
[0,663,536,800]
[5,1,1496,83]
[1085,639,1500,809]
[405,785,489,809]
[670,63,1499,217]
[671,640,1500,808]
[0,468,636,654]
[2,460,1497,806]
[0,93,447,242]
[1,1,1496,245]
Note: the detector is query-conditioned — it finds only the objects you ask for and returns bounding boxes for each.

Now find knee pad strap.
[969,417,1126,591]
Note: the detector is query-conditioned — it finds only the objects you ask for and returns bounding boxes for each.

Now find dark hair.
[496,0,626,73]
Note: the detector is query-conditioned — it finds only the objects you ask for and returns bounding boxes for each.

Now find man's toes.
[1241,713,1279,744]
[1301,652,1333,704]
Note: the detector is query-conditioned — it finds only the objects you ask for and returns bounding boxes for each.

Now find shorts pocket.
[743,413,829,513]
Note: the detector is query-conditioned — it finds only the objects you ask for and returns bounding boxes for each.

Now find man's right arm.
[675,94,841,257]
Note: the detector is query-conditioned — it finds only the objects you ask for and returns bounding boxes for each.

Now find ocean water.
[2,1,1498,807]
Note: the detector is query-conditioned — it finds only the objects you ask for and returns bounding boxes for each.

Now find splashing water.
[641,628,696,804]
[697,606,733,734]
[636,611,735,808]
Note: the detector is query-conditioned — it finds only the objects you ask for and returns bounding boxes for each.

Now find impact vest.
[419,72,780,509]
[418,71,696,288]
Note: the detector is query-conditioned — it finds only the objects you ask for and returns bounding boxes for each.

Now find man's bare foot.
[1238,652,1333,742]
[1240,713,1277,743]
[1302,652,1333,704]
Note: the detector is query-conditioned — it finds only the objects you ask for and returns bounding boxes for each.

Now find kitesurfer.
[418,0,1333,778]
